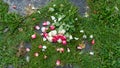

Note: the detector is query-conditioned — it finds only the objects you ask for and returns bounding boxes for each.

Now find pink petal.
[56,60,61,66]
[43,22,47,26]
[34,52,39,57]
[38,45,43,49]
[43,32,48,38]
[91,39,95,45]
[62,40,67,45]
[34,25,40,30]
[50,25,55,30]
[26,48,30,52]
[31,34,36,39]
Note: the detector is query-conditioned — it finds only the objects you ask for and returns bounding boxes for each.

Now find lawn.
[0,0,120,68]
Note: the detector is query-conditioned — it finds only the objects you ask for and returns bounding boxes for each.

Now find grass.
[0,0,120,68]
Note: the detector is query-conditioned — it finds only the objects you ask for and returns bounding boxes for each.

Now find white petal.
[43,37,47,41]
[43,46,47,49]
[80,30,84,33]
[57,39,62,43]
[90,35,93,39]
[26,56,30,62]
[41,27,46,32]
[51,16,56,20]
[74,37,79,40]
[69,35,73,40]
[51,30,57,36]
[89,51,94,55]
[47,37,53,42]
[83,34,87,39]
[58,29,66,34]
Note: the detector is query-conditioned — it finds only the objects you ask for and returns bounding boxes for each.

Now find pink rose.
[50,25,55,30]
[43,32,48,38]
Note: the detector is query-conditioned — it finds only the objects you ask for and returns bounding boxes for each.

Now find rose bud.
[56,60,61,66]
[31,34,36,39]
[50,25,55,30]
[34,52,39,57]
[91,39,95,45]
[34,25,40,30]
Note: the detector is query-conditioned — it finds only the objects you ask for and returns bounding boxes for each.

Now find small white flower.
[43,37,47,41]
[74,37,79,40]
[89,51,94,55]
[41,27,46,32]
[49,7,55,12]
[83,34,87,39]
[90,35,93,39]
[42,46,47,49]
[58,29,66,34]
[26,56,30,62]
[69,35,73,40]
[51,16,56,20]
[80,30,84,33]
[57,39,62,43]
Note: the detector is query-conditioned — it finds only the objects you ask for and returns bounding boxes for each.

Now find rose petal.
[38,45,43,49]
[62,40,67,45]
[56,60,61,66]
[34,52,39,57]
[50,25,55,30]
[31,34,36,39]
[26,48,30,52]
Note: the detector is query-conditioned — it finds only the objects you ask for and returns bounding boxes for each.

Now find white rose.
[58,29,66,34]
[51,30,57,36]
[47,36,53,42]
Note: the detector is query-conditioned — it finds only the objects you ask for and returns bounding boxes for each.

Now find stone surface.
[70,0,88,16]
[3,0,50,16]
[3,0,88,16]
